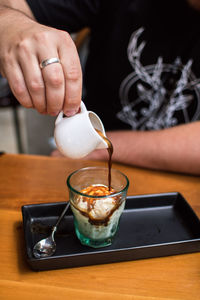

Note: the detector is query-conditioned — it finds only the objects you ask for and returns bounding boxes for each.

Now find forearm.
[0,0,34,19]
[90,122,200,175]
[0,0,35,41]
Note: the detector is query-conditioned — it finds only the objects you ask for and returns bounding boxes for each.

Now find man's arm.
[86,121,200,175]
[0,0,82,116]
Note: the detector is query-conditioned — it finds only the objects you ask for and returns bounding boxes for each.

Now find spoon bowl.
[33,229,56,258]
[33,202,70,259]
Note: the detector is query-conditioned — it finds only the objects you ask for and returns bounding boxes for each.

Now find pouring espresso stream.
[95,129,113,191]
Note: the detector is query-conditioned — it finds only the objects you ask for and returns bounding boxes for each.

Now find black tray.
[21,192,200,271]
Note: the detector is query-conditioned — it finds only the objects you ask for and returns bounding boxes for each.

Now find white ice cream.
[71,200,125,240]
[71,185,125,241]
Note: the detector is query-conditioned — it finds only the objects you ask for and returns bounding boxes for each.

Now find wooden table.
[0,153,200,300]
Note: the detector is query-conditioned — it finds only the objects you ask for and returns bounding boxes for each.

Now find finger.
[16,33,64,115]
[40,61,65,116]
[35,33,65,116]
[59,37,82,116]
[18,53,46,113]
[3,60,33,109]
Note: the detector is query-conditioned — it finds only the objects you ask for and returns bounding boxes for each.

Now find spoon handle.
[53,201,70,231]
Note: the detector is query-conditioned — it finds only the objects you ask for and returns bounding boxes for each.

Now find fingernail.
[64,109,78,117]
[49,111,60,116]
[40,111,47,115]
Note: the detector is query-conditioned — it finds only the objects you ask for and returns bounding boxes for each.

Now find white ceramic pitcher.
[54,101,108,158]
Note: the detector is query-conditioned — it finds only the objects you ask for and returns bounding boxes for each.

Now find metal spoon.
[33,202,70,258]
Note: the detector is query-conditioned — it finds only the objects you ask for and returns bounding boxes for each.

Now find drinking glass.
[67,167,129,248]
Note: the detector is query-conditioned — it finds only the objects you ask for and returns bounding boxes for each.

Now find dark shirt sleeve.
[26,0,102,32]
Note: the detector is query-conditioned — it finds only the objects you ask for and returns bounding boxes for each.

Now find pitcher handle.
[55,101,86,126]
[80,101,87,113]
[55,111,64,125]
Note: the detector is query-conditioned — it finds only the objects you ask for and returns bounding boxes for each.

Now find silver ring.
[40,57,61,69]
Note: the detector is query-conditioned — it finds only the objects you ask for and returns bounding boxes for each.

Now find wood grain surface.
[0,154,200,300]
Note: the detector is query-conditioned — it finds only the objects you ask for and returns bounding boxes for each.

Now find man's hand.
[0,1,82,116]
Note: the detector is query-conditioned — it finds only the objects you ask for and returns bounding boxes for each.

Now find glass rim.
[66,166,129,199]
